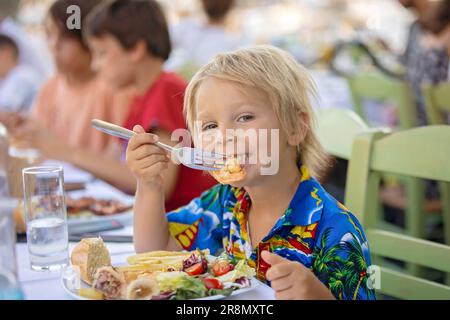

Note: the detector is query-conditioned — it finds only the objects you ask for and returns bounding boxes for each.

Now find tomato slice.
[203,278,223,290]
[185,262,205,276]
[212,260,234,276]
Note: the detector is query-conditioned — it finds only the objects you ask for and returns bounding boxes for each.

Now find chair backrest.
[348,72,418,130]
[316,108,370,160]
[345,126,450,299]
[422,82,450,125]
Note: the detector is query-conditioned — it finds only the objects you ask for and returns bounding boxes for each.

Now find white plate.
[61,266,259,301]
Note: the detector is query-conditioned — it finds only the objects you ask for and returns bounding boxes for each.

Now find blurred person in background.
[0,34,40,112]
[84,0,215,210]
[377,0,450,233]
[400,0,450,125]
[165,0,249,79]
[0,0,52,82]
[0,0,133,185]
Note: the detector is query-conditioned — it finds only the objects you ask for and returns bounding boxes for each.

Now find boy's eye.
[202,123,218,131]
[237,114,254,123]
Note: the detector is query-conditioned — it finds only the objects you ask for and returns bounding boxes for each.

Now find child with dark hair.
[0,34,40,112]
[0,0,133,188]
[84,0,215,209]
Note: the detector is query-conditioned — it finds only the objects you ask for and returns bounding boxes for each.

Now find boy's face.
[194,78,296,188]
[88,35,136,90]
[45,17,90,76]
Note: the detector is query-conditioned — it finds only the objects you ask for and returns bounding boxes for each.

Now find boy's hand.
[261,251,335,300]
[125,125,170,189]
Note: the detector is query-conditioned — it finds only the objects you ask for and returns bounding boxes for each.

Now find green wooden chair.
[316,108,372,160]
[345,126,450,298]
[422,82,450,125]
[316,108,399,230]
[347,72,418,130]
[348,73,436,241]
[421,80,450,249]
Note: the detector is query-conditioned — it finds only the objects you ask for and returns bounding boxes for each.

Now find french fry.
[127,249,210,265]
[118,262,182,273]
[127,256,188,265]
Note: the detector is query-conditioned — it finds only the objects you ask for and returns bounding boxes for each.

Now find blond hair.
[184,45,329,178]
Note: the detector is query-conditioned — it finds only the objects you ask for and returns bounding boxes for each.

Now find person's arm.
[68,128,179,196]
[134,180,181,253]
[4,113,180,196]
[151,128,179,200]
[63,141,136,191]
[126,125,180,253]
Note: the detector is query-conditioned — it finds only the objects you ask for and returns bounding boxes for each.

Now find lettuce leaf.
[156,272,207,300]
[215,260,256,283]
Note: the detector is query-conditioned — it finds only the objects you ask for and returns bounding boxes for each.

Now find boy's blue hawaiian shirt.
[166,166,376,300]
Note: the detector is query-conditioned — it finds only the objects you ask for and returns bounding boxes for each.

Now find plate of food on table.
[62,238,258,300]
[13,195,133,234]
[65,196,132,220]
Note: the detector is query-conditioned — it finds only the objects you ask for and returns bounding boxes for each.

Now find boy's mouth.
[225,153,250,166]
[211,156,247,185]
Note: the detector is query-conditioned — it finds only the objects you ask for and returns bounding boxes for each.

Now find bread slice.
[71,238,111,285]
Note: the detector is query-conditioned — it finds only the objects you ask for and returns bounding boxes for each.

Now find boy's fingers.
[133,144,167,160]
[274,289,296,300]
[139,162,169,177]
[132,125,145,134]
[137,154,170,169]
[270,276,294,292]
[261,251,289,266]
[128,132,159,151]
[265,263,294,282]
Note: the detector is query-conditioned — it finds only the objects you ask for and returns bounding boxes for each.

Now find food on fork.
[211,157,246,184]
[70,238,111,285]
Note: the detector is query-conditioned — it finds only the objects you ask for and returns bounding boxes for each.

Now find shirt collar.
[272,166,325,229]
[233,166,325,229]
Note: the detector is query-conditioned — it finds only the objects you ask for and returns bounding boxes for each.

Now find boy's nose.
[215,131,237,155]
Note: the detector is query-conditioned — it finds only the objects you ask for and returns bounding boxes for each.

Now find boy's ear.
[287,112,309,146]
[129,40,148,62]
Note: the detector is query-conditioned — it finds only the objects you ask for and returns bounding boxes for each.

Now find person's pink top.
[32,73,132,152]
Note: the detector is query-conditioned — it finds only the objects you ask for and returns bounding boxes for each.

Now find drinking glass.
[22,166,69,271]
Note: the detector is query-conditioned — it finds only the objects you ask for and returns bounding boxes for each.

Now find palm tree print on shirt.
[312,228,375,300]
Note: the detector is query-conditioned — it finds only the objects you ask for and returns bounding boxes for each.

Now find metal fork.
[91,119,225,171]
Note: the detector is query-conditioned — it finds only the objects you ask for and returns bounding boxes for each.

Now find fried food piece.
[78,288,104,300]
[211,157,246,184]
[66,197,96,214]
[93,266,127,300]
[90,199,131,216]
[125,275,160,300]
